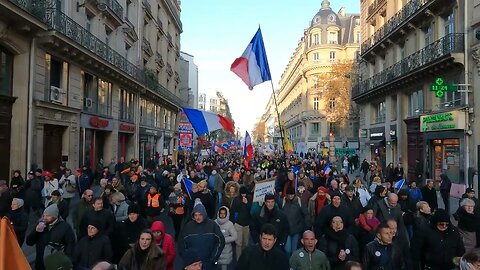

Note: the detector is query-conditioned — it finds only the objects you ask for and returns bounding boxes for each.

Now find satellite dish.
[97,3,107,11]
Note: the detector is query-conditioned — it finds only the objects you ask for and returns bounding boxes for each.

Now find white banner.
[253,179,276,202]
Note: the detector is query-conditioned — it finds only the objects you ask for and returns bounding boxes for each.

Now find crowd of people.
[0,151,480,270]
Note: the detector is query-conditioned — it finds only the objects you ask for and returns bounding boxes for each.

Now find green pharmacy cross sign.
[431,77,457,98]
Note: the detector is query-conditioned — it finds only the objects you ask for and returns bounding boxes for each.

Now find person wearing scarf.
[456,198,480,252]
[318,215,359,270]
[308,186,330,223]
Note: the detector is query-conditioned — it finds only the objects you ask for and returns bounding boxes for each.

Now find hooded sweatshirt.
[150,221,176,270]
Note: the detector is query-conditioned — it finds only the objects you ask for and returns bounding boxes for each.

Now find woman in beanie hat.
[354,206,380,254]
[412,209,465,270]
[119,229,167,270]
[8,198,29,246]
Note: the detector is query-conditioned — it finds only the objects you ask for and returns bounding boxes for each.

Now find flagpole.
[269,80,287,160]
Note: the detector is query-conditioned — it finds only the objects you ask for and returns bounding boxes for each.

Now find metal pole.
[269,80,287,159]
[464,0,470,186]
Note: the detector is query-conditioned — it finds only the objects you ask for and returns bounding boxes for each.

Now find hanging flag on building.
[183,108,234,136]
[243,131,254,168]
[231,27,272,90]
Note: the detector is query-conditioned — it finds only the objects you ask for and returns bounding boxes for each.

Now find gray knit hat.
[43,204,59,219]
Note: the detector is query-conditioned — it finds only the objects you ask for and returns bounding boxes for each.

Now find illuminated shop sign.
[420,111,465,132]
[431,77,457,98]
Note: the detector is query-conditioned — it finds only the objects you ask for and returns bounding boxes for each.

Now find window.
[313,97,319,110]
[355,31,360,43]
[376,102,386,123]
[310,122,320,135]
[0,47,13,96]
[313,77,318,88]
[120,89,135,122]
[328,31,338,44]
[314,34,319,45]
[313,52,319,61]
[105,27,113,46]
[445,13,455,36]
[424,24,433,46]
[329,51,336,61]
[97,79,112,116]
[45,54,69,104]
[86,15,93,32]
[408,90,424,116]
[329,98,336,110]
[82,72,112,116]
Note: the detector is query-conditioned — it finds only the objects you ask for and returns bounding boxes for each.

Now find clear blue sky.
[180,0,360,134]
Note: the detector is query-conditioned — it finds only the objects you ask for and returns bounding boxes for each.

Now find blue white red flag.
[183,108,234,136]
[231,27,271,90]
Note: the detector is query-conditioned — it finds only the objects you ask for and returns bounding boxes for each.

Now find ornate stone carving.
[472,46,480,75]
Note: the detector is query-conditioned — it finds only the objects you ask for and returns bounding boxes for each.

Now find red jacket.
[150,221,176,270]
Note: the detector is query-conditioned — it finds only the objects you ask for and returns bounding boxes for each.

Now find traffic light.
[329,131,334,137]
[345,141,349,147]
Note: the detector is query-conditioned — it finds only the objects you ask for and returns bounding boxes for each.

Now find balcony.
[353,33,464,102]
[367,0,386,18]
[144,68,186,107]
[301,110,324,121]
[142,37,153,57]
[166,63,173,76]
[155,52,164,68]
[85,0,123,27]
[373,115,386,124]
[361,0,453,58]
[8,0,187,108]
[142,0,153,19]
[167,32,173,48]
[122,17,138,42]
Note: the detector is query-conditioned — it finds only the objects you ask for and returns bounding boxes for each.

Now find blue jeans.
[285,234,300,257]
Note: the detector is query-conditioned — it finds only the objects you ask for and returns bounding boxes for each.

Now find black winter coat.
[420,186,437,210]
[230,194,252,226]
[73,234,113,268]
[26,219,76,270]
[318,232,359,270]
[362,240,405,270]
[236,245,290,270]
[314,204,354,237]
[341,195,363,220]
[25,177,43,209]
[250,206,290,246]
[7,207,29,246]
[79,208,115,238]
[412,224,465,270]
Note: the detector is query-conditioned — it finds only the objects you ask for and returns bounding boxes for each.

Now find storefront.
[369,127,386,167]
[118,122,135,161]
[139,127,162,166]
[421,110,466,188]
[80,114,113,169]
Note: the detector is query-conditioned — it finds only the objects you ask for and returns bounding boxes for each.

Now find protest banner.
[253,178,276,202]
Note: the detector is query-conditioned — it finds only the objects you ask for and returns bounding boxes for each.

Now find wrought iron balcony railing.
[367,0,386,17]
[101,0,124,20]
[362,0,432,55]
[353,33,464,99]
[8,0,185,107]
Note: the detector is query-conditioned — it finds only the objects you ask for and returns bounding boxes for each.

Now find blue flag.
[394,179,405,190]
[183,178,194,199]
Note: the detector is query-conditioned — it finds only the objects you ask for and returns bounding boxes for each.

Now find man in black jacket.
[439,174,452,214]
[237,223,290,270]
[412,209,465,270]
[73,219,113,269]
[341,185,362,219]
[362,223,405,270]
[420,180,438,211]
[250,193,289,248]
[26,204,76,270]
[230,185,252,260]
[79,197,115,238]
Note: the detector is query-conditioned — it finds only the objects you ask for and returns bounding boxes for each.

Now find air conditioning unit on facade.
[85,97,93,108]
[50,86,64,104]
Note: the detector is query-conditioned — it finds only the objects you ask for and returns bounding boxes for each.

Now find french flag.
[324,163,332,175]
[231,27,271,90]
[243,131,254,167]
[183,108,234,136]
